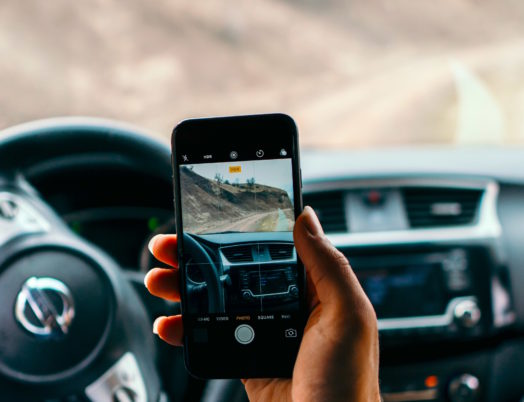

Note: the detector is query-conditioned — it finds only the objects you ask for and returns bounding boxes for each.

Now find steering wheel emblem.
[14,276,75,339]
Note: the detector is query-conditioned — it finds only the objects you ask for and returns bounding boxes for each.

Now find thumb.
[293,206,366,307]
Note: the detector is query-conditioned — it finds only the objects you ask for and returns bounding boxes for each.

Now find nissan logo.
[15,277,75,339]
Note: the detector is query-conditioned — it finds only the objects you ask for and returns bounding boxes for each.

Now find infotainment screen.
[358,264,446,319]
[248,269,291,295]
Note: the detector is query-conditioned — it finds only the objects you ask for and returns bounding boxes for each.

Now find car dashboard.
[299,148,524,402]
[26,144,524,402]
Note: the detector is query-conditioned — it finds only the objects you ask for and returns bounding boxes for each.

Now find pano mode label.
[229,165,242,173]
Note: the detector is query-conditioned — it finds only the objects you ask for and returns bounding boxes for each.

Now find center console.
[301,179,518,401]
[347,247,494,343]
[227,264,299,311]
[336,243,515,402]
[219,243,300,312]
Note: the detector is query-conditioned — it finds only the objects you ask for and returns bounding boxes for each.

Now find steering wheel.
[0,118,168,402]
[0,118,244,402]
[182,233,225,314]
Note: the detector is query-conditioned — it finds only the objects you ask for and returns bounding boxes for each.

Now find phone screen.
[172,114,305,378]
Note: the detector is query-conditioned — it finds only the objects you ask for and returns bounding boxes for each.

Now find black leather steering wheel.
[0,117,246,402]
[0,118,167,402]
[183,233,225,314]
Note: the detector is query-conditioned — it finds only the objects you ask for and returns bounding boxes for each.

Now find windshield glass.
[1,1,523,148]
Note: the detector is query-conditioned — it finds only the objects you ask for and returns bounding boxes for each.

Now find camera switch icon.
[284,328,297,338]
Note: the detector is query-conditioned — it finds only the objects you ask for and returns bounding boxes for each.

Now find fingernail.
[153,316,166,335]
[148,235,160,255]
[302,206,323,235]
[143,270,152,289]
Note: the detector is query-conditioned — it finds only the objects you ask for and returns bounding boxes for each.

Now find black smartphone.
[171,114,306,379]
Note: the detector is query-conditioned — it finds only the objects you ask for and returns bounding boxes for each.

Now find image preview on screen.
[179,157,299,316]
[180,158,294,235]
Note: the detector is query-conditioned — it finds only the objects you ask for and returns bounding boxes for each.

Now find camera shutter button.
[234,324,255,345]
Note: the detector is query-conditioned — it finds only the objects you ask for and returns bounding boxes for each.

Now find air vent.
[402,187,483,228]
[303,191,347,233]
[268,244,294,260]
[222,246,253,263]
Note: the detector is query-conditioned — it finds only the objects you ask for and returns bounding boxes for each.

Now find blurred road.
[1,0,524,147]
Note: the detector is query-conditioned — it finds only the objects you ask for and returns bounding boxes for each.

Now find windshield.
[1,1,523,148]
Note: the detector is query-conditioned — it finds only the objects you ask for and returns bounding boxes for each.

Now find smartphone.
[171,114,306,378]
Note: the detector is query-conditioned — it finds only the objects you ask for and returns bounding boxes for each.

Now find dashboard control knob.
[0,199,18,220]
[448,374,480,402]
[454,300,481,328]
[242,291,252,300]
[112,386,137,402]
[289,285,298,296]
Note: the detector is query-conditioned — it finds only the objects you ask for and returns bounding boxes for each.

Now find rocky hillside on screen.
[180,166,294,234]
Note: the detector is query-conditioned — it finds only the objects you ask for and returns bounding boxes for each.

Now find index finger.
[148,234,178,268]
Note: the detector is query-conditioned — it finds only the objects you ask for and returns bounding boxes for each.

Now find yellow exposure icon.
[229,166,241,173]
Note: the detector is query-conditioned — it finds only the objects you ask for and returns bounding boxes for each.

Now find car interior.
[1,1,524,402]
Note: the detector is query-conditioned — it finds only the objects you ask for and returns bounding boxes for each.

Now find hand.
[145,206,380,402]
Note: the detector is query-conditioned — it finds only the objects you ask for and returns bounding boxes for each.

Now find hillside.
[180,166,293,234]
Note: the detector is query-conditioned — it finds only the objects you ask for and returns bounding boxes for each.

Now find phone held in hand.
[171,114,307,379]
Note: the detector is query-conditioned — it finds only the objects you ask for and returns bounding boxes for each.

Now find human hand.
[145,206,380,402]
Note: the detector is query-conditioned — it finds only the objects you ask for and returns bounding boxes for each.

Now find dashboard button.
[448,373,480,402]
[454,300,481,328]
[234,324,255,345]
[0,199,18,220]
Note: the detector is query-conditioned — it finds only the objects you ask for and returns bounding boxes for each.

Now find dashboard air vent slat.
[303,191,347,233]
[268,244,294,260]
[402,187,483,228]
[222,246,253,263]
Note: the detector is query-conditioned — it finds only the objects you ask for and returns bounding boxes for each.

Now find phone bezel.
[171,113,306,378]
